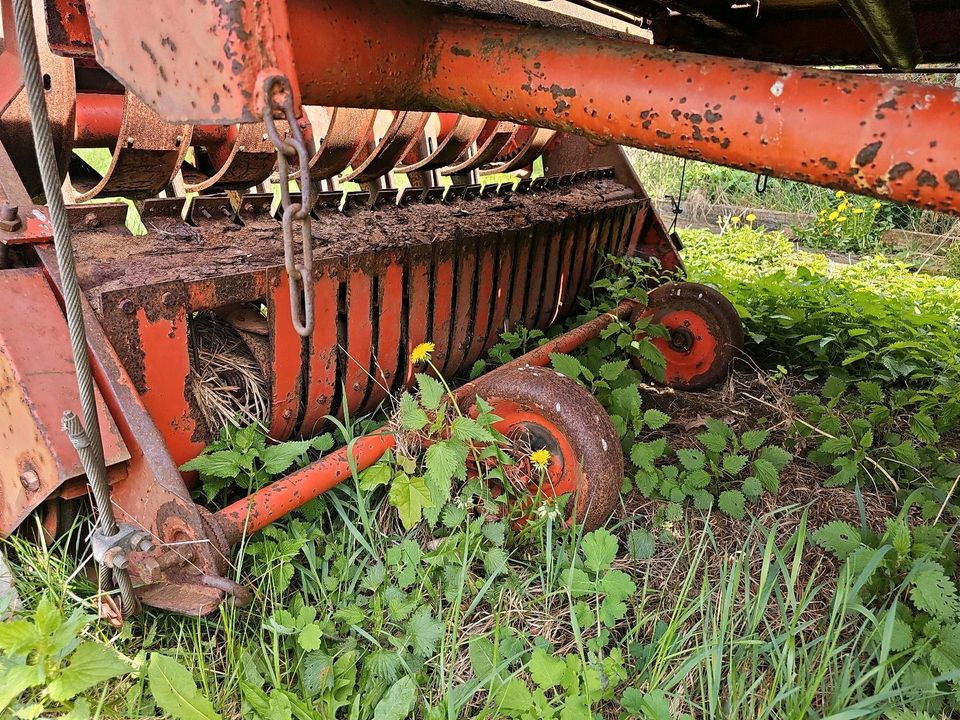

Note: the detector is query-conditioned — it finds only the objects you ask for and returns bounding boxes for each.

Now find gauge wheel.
[468,364,623,531]
[631,282,743,391]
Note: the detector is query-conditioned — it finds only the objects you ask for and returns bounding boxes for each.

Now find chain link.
[262,74,314,337]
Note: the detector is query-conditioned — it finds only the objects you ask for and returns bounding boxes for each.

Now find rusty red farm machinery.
[0,0,958,616]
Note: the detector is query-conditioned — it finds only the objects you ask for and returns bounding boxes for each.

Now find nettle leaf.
[819,436,853,455]
[406,608,443,657]
[389,474,434,530]
[758,445,792,470]
[822,375,848,400]
[740,429,769,451]
[911,566,960,620]
[643,409,671,430]
[179,450,243,479]
[425,440,468,486]
[359,462,393,492]
[148,653,222,720]
[398,392,429,432]
[550,352,582,380]
[856,381,884,403]
[677,448,706,471]
[627,528,656,560]
[261,440,312,476]
[599,359,629,382]
[415,373,445,411]
[311,433,334,453]
[752,458,780,493]
[741,476,763,500]
[813,521,862,559]
[722,454,749,476]
[48,642,131,702]
[697,430,727,453]
[528,648,566,690]
[450,416,496,443]
[484,547,509,577]
[482,521,507,547]
[718,490,746,519]
[910,413,941,444]
[692,489,714,510]
[581,529,619,573]
[630,438,667,471]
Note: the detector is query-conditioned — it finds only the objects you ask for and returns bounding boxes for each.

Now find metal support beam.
[838,0,923,71]
[83,0,960,214]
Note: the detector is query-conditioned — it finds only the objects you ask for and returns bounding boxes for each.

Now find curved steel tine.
[304,106,378,180]
[341,110,429,184]
[396,113,486,173]
[480,127,557,176]
[182,121,278,193]
[440,120,519,176]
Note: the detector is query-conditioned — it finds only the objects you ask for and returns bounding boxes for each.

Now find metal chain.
[262,75,314,337]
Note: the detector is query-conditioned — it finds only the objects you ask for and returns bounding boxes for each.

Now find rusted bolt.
[0,202,21,232]
[125,136,135,147]
[161,292,176,307]
[352,382,361,391]
[282,409,293,420]
[119,298,135,315]
[19,470,40,493]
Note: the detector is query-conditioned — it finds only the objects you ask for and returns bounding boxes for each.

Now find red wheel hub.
[651,309,718,386]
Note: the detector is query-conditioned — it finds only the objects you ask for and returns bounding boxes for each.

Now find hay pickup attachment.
[0,0,957,616]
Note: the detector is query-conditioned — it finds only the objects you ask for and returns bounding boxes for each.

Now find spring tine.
[299,270,340,436]
[397,114,487,173]
[305,107,378,180]
[363,261,403,412]
[480,128,556,176]
[441,120,519,176]
[342,111,429,184]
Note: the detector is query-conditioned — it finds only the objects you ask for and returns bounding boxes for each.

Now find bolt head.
[19,470,40,493]
[1,203,19,221]
[161,292,176,307]
[119,298,135,315]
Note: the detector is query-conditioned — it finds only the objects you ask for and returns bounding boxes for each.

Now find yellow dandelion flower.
[410,341,435,364]
[873,201,882,209]
[530,448,552,470]
[837,202,849,212]
[730,215,741,224]
[853,208,865,215]
[835,190,846,198]
[828,210,839,221]
[745,213,757,223]
[837,216,847,222]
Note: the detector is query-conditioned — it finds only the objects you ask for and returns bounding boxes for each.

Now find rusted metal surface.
[70,92,191,201]
[82,0,960,214]
[836,0,922,72]
[182,121,278,193]
[0,268,128,534]
[44,0,94,58]
[0,0,75,198]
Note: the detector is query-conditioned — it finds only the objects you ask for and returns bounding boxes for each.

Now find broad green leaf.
[297,624,323,652]
[550,352,582,380]
[148,653,222,720]
[677,448,706,471]
[643,409,671,430]
[0,663,44,711]
[373,676,416,720]
[406,608,443,657]
[389,474,434,530]
[179,450,242,479]
[415,373,445,411]
[581,529,618,573]
[261,440,312,475]
[48,642,131,702]
[599,359,629,382]
[528,648,565,690]
[359,463,393,492]
[718,490,746,519]
[740,429,769,451]
[630,438,667,471]
[398,392,428,432]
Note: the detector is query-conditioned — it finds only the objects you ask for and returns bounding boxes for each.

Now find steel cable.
[12,0,138,616]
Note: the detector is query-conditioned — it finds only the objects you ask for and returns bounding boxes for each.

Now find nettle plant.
[630,417,792,520]
[814,504,960,711]
[794,376,960,520]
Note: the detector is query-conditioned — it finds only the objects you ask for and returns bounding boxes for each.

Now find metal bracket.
[90,523,154,570]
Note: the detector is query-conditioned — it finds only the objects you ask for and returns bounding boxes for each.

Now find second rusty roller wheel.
[467,364,623,531]
[631,282,744,391]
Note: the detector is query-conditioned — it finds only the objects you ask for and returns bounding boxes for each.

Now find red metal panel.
[431,253,455,376]
[484,236,513,352]
[404,254,430,387]
[465,240,496,368]
[344,267,374,418]
[364,261,403,413]
[536,222,565,330]
[300,270,339,436]
[444,246,476,378]
[0,268,128,534]
[506,228,529,331]
[521,224,548,330]
[267,269,304,440]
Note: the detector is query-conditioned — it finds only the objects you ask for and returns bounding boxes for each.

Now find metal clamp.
[263,74,314,337]
[90,523,155,570]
